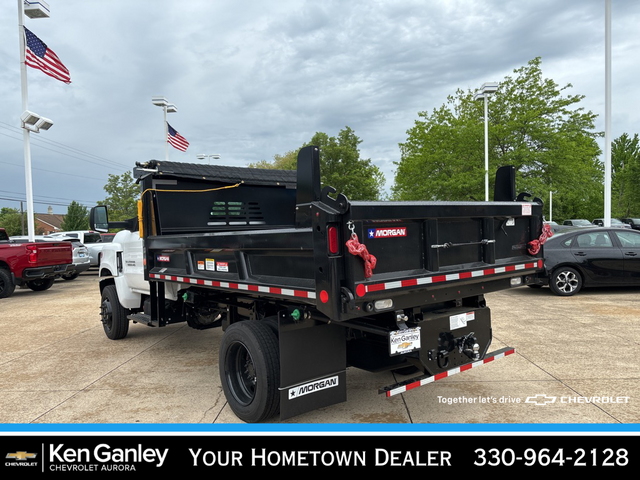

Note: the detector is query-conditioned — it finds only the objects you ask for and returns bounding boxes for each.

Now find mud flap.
[278,316,347,420]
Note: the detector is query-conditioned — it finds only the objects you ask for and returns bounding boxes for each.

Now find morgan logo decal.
[368,227,407,239]
[288,376,339,400]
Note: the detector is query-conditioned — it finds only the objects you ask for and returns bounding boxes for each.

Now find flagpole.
[17,0,36,241]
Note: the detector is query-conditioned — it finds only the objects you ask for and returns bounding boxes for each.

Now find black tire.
[0,269,16,299]
[100,284,129,339]
[62,271,79,280]
[219,321,280,423]
[550,267,582,296]
[26,278,55,291]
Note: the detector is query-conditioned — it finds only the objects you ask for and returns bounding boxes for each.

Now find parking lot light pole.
[196,154,221,164]
[151,96,177,161]
[604,0,612,228]
[474,82,499,201]
[18,0,52,241]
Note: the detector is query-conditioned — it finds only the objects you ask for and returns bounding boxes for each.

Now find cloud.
[0,0,638,214]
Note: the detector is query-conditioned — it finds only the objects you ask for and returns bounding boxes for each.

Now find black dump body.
[134,146,544,419]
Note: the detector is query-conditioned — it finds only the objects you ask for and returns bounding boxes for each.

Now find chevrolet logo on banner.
[6,451,37,461]
[525,394,557,406]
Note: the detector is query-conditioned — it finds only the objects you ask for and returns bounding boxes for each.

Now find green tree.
[0,208,27,237]
[393,57,603,221]
[252,127,385,201]
[248,150,298,170]
[394,90,485,201]
[100,171,139,221]
[306,127,385,201]
[611,132,640,217]
[60,201,89,231]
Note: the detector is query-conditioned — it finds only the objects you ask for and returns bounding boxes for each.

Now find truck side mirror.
[90,206,109,232]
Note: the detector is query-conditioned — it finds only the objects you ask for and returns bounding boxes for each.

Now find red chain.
[346,233,377,278]
[527,222,553,255]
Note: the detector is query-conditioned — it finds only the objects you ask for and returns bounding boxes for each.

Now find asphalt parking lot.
[0,270,638,427]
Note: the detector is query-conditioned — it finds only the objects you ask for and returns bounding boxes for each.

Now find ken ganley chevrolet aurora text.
[49,444,168,470]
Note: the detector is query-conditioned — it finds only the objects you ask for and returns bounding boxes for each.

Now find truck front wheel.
[219,321,280,423]
[100,284,129,339]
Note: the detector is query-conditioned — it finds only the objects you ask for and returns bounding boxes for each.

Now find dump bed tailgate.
[315,200,544,321]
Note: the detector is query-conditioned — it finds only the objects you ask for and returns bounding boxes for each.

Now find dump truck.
[89,146,548,422]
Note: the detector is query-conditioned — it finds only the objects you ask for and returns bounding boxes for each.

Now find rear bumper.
[379,347,515,397]
[21,263,69,280]
[69,260,91,274]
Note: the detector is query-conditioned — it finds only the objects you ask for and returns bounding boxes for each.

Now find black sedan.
[535,227,640,295]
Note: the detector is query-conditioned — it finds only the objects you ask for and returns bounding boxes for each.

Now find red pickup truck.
[0,228,73,298]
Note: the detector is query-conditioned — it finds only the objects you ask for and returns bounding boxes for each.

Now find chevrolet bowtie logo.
[6,451,37,461]
[525,394,557,406]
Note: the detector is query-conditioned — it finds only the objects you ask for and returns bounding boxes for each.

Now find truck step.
[127,313,159,327]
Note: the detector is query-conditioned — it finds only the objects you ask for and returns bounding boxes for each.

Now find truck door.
[121,231,146,291]
[570,231,624,285]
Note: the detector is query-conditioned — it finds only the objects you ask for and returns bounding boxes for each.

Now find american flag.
[167,123,189,152]
[23,27,71,84]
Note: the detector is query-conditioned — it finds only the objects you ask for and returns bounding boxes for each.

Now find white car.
[49,230,105,266]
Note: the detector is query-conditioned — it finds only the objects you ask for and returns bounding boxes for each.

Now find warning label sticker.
[217,261,229,272]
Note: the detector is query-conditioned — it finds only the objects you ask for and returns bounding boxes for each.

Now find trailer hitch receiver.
[458,332,480,361]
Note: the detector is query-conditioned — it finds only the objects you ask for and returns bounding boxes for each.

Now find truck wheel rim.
[226,341,257,406]
[100,299,113,329]
[555,271,578,293]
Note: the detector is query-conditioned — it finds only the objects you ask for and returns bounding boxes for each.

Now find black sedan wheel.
[550,267,582,296]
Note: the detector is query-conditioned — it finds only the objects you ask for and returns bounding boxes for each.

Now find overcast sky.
[1,0,638,215]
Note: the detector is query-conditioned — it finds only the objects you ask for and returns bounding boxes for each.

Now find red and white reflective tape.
[149,273,316,300]
[384,348,515,397]
[357,260,542,297]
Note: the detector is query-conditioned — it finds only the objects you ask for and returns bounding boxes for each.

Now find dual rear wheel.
[97,283,281,422]
[219,321,280,423]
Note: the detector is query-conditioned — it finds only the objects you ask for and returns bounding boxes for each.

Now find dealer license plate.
[389,327,421,356]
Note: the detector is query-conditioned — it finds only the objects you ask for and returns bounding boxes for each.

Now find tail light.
[26,244,37,263]
[328,225,339,254]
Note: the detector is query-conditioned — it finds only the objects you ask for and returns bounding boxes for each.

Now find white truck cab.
[98,229,180,309]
